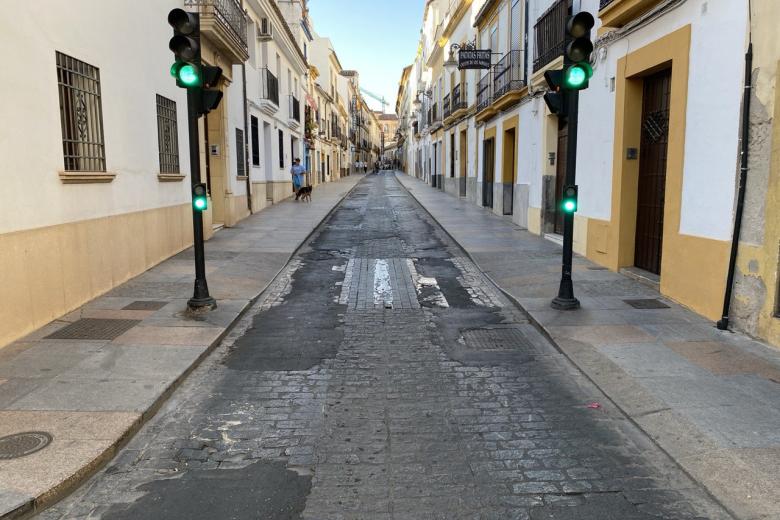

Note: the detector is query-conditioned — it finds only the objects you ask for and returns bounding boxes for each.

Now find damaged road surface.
[40,173,732,520]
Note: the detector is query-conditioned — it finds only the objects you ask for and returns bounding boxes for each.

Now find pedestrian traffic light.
[168,9,201,88]
[563,12,595,90]
[543,69,567,116]
[562,185,578,213]
[193,183,208,211]
[197,65,223,116]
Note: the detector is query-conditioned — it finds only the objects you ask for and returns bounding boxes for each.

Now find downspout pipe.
[717,42,752,330]
[242,62,252,215]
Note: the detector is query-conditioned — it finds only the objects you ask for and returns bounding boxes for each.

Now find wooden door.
[634,69,671,275]
[459,130,467,197]
[554,119,568,234]
[482,138,494,208]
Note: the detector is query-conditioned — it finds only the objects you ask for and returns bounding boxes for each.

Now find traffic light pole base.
[551,296,580,310]
[551,276,580,310]
[187,279,217,311]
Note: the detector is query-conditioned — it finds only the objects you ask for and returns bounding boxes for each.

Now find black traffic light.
[193,183,208,211]
[562,185,578,213]
[198,65,223,116]
[563,12,595,90]
[168,9,201,88]
[543,69,567,117]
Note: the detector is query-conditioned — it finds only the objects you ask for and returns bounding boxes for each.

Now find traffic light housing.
[193,183,208,211]
[543,69,567,117]
[563,12,595,90]
[168,9,201,88]
[562,185,578,213]
[198,65,223,116]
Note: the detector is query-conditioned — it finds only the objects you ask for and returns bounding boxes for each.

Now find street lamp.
[444,40,478,75]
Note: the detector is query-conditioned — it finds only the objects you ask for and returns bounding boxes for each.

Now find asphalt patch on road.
[226,249,345,372]
[103,461,311,520]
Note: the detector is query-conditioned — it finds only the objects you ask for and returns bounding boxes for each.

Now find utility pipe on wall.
[717,42,753,331]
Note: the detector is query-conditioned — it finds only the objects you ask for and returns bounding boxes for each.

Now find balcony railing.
[493,50,525,99]
[184,0,248,60]
[477,73,492,112]
[600,0,615,7]
[432,102,439,123]
[452,83,467,111]
[533,0,569,73]
[289,96,300,122]
[260,68,279,105]
[443,93,452,119]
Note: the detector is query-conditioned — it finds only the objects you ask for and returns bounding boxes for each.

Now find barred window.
[156,95,180,173]
[235,128,246,177]
[251,116,259,166]
[56,52,106,172]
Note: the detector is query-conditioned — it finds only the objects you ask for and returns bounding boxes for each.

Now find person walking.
[291,158,306,201]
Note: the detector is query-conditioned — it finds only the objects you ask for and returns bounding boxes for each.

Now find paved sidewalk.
[0,175,362,519]
[396,172,780,520]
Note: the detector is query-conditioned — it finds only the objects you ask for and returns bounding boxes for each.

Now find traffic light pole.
[187,88,216,311]
[551,89,580,310]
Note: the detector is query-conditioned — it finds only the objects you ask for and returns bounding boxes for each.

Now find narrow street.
[40,173,729,520]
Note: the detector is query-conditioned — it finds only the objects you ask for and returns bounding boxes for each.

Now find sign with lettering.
[458,50,491,70]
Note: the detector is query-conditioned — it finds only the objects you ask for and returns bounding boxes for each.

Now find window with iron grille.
[235,128,246,177]
[155,95,180,174]
[251,116,259,166]
[56,51,106,172]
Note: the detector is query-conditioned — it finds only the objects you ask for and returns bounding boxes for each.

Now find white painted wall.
[0,0,192,234]
[575,0,747,239]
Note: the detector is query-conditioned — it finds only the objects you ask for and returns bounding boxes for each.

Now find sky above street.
[308,0,423,114]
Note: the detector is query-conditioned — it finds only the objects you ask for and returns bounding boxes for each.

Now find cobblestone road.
[40,173,732,519]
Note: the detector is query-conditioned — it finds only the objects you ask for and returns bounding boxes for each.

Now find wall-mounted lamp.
[444,39,477,74]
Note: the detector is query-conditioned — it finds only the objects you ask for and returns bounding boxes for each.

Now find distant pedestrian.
[291,158,306,201]
[363,162,368,174]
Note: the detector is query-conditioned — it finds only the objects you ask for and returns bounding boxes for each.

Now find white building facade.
[401,0,753,324]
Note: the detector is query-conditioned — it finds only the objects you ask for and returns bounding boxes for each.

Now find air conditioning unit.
[257,18,272,41]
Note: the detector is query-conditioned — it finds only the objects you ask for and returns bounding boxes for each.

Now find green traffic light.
[193,197,207,211]
[178,64,200,87]
[564,63,593,90]
[563,199,577,213]
[171,61,200,87]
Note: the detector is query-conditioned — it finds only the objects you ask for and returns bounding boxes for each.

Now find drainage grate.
[0,432,52,460]
[623,298,670,309]
[461,327,532,351]
[45,318,141,340]
[122,301,168,311]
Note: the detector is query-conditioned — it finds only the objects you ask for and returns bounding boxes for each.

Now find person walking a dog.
[291,158,306,201]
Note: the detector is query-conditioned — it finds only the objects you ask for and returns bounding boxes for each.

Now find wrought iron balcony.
[493,50,525,100]
[600,0,615,8]
[533,0,568,73]
[476,73,492,112]
[443,94,451,119]
[184,0,248,63]
[452,83,467,112]
[260,68,279,106]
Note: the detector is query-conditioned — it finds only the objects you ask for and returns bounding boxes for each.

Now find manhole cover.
[623,298,670,309]
[461,327,531,351]
[0,432,52,460]
[45,318,141,340]
[122,301,168,311]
